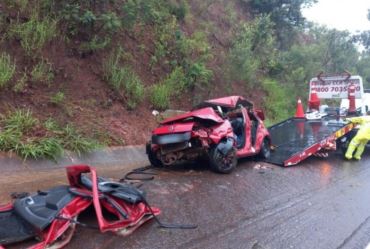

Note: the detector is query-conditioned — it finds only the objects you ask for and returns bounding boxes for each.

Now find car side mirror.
[255,109,265,121]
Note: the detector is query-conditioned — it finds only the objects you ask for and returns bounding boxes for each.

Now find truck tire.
[146,143,163,168]
[209,144,237,174]
[259,138,271,159]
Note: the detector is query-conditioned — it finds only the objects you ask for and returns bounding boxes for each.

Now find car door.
[236,107,253,157]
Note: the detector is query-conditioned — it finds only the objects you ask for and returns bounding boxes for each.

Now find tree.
[245,0,317,49]
[277,26,358,99]
[230,15,276,83]
[356,52,370,87]
[352,9,370,50]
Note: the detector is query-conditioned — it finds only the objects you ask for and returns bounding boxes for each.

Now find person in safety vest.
[345,115,370,160]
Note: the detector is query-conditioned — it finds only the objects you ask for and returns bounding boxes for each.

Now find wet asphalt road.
[3,151,370,249]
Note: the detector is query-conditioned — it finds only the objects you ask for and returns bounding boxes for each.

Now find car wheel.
[209,146,237,174]
[146,143,163,168]
[259,138,271,159]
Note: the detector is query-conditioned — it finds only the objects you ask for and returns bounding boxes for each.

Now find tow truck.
[265,72,361,166]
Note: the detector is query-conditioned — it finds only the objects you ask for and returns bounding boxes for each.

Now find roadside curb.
[0,145,149,173]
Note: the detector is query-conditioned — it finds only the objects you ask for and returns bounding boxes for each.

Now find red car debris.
[0,165,160,249]
[147,96,271,173]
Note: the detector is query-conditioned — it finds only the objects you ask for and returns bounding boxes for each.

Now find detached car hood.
[161,107,224,125]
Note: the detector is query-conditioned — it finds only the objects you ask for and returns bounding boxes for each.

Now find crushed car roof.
[195,96,253,109]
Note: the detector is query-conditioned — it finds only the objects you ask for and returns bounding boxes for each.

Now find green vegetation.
[0,53,16,88]
[150,67,187,109]
[103,49,144,109]
[0,110,99,160]
[245,0,316,48]
[230,15,276,84]
[57,124,100,157]
[261,79,291,125]
[186,62,213,90]
[0,110,62,160]
[169,0,189,21]
[79,36,111,53]
[16,138,64,161]
[4,109,37,132]
[150,83,172,110]
[2,0,370,154]
[13,72,27,93]
[50,91,65,105]
[31,59,54,85]
[9,14,57,57]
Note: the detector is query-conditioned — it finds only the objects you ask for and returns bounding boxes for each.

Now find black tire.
[146,143,163,168]
[259,138,271,159]
[208,146,237,174]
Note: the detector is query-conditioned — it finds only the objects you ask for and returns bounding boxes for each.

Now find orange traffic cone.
[295,98,305,118]
[308,90,320,111]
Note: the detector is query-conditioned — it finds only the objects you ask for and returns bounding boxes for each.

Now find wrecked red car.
[147,96,271,173]
[0,165,159,249]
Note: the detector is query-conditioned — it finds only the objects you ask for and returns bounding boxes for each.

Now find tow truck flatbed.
[265,116,354,166]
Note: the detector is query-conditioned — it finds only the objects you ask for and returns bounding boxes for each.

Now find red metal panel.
[161,107,223,124]
[204,96,251,108]
[209,120,234,144]
[0,204,13,212]
[153,122,194,135]
[0,165,160,249]
[283,123,354,166]
[283,136,335,166]
[66,165,160,234]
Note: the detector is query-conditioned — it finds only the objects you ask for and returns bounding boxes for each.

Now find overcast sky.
[302,0,370,33]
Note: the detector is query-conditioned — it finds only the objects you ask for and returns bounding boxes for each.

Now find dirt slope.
[0,0,263,145]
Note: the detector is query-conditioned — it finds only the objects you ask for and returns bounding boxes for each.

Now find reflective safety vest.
[348,116,370,140]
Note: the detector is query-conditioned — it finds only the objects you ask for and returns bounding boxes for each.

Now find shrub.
[108,66,144,109]
[0,129,22,151]
[60,3,80,36]
[9,14,57,56]
[150,66,187,109]
[122,0,168,29]
[13,72,27,93]
[150,83,172,110]
[16,137,64,161]
[123,70,145,109]
[261,79,292,125]
[50,91,65,105]
[100,12,122,33]
[0,53,16,88]
[186,62,213,89]
[4,109,37,132]
[103,50,144,109]
[230,15,276,83]
[59,3,122,49]
[176,31,211,62]
[60,125,99,156]
[0,111,100,160]
[169,0,189,21]
[31,59,54,85]
[79,36,111,53]
[44,118,60,131]
[163,66,187,90]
